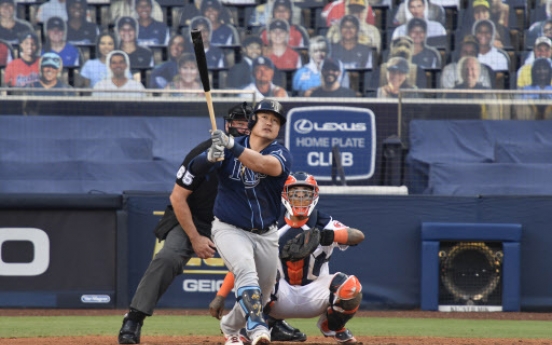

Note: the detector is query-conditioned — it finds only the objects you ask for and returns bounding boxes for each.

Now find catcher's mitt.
[280,228,321,262]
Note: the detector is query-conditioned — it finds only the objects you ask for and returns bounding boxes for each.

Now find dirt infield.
[2,336,552,345]
[1,309,552,345]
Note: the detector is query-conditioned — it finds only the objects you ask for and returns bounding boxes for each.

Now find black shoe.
[118,315,142,344]
[270,319,307,342]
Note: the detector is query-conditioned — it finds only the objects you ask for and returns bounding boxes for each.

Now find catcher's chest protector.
[278,210,331,285]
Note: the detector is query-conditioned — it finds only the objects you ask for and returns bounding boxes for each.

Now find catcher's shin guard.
[326,273,362,331]
[237,286,268,331]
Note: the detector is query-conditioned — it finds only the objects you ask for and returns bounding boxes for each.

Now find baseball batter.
[188,99,292,345]
[117,103,251,345]
[210,172,365,345]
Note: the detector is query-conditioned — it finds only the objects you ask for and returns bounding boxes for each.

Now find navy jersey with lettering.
[213,135,292,230]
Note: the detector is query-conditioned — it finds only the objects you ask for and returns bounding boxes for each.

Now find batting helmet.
[225,102,252,137]
[248,99,286,130]
[282,171,319,218]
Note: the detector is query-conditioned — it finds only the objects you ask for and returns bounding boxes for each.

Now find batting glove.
[211,129,234,149]
[207,143,225,162]
[208,295,225,319]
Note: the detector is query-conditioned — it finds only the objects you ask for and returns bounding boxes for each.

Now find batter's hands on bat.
[207,142,225,162]
[208,295,225,319]
[211,129,234,149]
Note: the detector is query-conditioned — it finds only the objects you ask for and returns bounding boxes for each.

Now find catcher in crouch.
[209,171,365,344]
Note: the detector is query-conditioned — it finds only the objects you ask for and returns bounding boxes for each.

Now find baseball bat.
[191,28,217,132]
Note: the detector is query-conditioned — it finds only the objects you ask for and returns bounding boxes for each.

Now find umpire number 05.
[0,228,50,276]
[176,166,194,186]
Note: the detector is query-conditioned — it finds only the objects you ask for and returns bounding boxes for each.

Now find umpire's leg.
[130,225,195,315]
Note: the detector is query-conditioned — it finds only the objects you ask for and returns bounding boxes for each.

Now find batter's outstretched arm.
[211,130,285,176]
[236,150,283,177]
[170,183,216,259]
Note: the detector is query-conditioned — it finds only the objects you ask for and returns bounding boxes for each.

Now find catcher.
[209,171,365,344]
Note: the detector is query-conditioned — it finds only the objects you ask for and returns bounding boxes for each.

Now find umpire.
[118,103,251,344]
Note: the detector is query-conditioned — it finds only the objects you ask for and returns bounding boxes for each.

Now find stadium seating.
[2,0,550,94]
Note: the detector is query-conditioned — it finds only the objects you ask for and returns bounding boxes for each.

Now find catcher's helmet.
[225,102,252,137]
[248,99,286,130]
[282,171,319,218]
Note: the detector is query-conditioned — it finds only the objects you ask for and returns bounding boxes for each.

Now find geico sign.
[0,228,49,276]
[294,119,367,134]
[183,279,224,292]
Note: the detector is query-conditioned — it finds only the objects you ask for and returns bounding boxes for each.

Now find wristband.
[319,230,335,246]
[230,142,245,157]
[227,136,235,149]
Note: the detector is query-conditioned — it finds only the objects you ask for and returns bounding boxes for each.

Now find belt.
[243,223,276,235]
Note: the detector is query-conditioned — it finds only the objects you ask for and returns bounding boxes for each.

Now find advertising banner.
[125,193,236,309]
[285,106,376,181]
[0,209,118,308]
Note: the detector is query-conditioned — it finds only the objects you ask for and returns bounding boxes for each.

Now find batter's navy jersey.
[213,136,292,230]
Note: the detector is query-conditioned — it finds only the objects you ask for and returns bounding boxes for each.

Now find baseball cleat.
[251,332,270,345]
[334,328,357,344]
[317,319,357,344]
[225,334,245,345]
[118,315,142,344]
[270,319,307,342]
[239,328,252,345]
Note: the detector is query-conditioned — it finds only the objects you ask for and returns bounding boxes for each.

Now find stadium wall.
[0,100,549,310]
[1,193,552,311]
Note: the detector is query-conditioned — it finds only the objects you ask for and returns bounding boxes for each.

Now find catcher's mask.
[282,171,319,217]
[224,102,252,137]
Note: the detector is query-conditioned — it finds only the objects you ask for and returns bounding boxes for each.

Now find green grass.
[0,315,550,339]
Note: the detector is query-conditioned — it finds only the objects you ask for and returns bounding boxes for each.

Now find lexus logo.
[294,119,314,134]
[293,119,367,134]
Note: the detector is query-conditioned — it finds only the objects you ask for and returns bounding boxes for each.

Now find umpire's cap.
[249,99,286,129]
